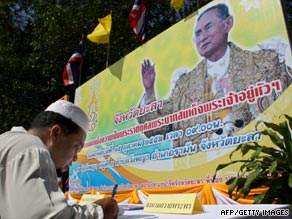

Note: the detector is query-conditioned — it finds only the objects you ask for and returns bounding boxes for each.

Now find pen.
[111,184,118,199]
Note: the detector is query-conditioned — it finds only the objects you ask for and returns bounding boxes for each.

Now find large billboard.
[70,0,292,193]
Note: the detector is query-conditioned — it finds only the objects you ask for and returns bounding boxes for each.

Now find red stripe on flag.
[129,0,146,44]
[62,41,83,86]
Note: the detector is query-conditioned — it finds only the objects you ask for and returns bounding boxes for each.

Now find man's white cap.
[45,100,89,133]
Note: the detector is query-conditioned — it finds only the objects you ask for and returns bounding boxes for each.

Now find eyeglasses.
[194,19,226,40]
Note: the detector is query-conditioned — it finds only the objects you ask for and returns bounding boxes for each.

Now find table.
[118,204,290,219]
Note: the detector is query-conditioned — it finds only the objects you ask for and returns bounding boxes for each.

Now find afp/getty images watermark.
[221,209,290,217]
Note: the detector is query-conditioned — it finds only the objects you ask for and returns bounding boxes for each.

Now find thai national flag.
[62,40,83,86]
[129,0,146,44]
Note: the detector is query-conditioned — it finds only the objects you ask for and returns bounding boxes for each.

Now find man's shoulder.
[1,130,41,144]
[177,60,205,80]
[170,59,206,92]
[0,131,47,164]
[230,42,278,60]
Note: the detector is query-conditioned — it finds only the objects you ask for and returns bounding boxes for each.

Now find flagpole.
[106,42,110,68]
[105,11,112,68]
[79,34,84,87]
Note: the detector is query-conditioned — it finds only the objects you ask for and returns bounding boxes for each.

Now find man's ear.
[51,125,62,142]
[224,15,234,33]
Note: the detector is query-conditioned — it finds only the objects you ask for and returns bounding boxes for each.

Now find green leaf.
[250,147,262,160]
[227,174,245,198]
[229,144,244,159]
[282,114,292,130]
[234,177,247,200]
[240,170,261,197]
[269,160,277,173]
[261,129,284,150]
[261,146,282,157]
[240,143,257,156]
[266,119,292,171]
[250,177,271,188]
[279,121,292,170]
[289,174,292,188]
[212,160,246,181]
[254,191,268,204]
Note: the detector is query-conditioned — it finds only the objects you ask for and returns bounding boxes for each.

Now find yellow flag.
[87,13,112,44]
[171,0,184,11]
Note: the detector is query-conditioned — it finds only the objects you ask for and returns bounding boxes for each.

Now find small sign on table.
[144,193,204,214]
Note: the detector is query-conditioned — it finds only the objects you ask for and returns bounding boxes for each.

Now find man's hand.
[94,197,119,219]
[141,58,156,92]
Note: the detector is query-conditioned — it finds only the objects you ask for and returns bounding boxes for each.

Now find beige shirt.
[0,129,103,219]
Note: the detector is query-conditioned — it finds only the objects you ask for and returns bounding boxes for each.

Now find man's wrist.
[144,87,155,103]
